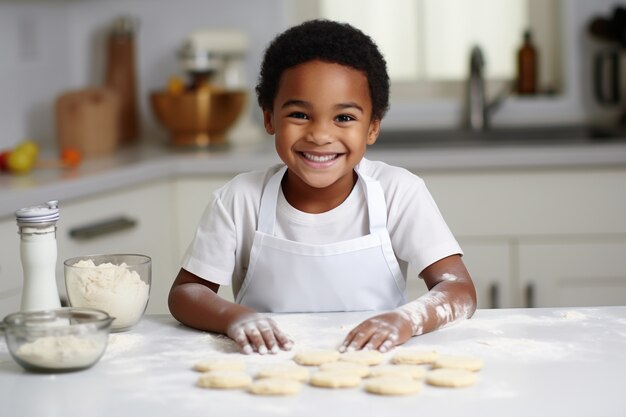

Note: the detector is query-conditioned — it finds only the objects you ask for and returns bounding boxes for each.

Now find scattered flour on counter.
[65,259,149,330]
[273,314,358,349]
[475,337,580,361]
[200,333,240,354]
[391,337,582,363]
[103,333,145,358]
[455,309,605,335]
[561,310,588,321]
[16,335,104,369]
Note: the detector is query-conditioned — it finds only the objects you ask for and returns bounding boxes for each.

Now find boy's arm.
[168,268,293,354]
[340,254,477,352]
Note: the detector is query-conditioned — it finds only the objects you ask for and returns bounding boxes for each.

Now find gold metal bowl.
[150,89,246,147]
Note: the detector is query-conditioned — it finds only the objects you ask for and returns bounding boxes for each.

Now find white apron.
[236,165,407,313]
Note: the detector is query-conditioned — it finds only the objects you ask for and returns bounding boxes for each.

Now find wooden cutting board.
[55,88,120,158]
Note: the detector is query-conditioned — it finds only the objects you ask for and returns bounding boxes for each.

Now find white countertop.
[0,307,624,417]
[2,138,626,218]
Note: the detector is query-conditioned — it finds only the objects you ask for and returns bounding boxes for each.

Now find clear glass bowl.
[64,254,151,332]
[1,307,113,373]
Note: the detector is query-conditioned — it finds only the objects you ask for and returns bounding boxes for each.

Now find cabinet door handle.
[525,283,535,308]
[68,216,137,240]
[488,283,499,309]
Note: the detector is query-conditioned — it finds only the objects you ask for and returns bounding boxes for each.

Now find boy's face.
[263,60,380,193]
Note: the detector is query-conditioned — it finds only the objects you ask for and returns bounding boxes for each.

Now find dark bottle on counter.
[516,30,538,95]
[105,16,139,143]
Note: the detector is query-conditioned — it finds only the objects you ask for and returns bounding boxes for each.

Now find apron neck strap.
[257,165,388,235]
[258,166,287,235]
[359,172,387,233]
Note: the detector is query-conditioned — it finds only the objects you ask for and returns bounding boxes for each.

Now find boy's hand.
[339,311,413,353]
[226,313,294,355]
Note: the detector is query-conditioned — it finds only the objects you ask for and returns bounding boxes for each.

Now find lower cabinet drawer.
[55,181,176,314]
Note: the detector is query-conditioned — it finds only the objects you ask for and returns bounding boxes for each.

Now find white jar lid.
[15,200,60,223]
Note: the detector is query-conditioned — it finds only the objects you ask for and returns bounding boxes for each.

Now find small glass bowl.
[1,307,113,373]
[64,254,151,332]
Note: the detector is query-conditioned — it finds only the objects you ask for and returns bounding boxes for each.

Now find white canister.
[15,201,62,311]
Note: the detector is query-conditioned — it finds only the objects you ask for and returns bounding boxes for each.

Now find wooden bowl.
[150,89,246,147]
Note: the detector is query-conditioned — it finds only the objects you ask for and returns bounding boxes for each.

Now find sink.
[375,125,626,149]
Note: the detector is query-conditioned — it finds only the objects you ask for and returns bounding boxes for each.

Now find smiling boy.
[169,20,477,354]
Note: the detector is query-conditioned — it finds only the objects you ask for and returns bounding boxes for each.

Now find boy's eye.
[288,112,308,120]
[335,114,356,123]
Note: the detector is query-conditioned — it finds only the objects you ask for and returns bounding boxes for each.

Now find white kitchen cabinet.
[172,175,234,300]
[55,180,177,314]
[171,176,233,263]
[519,239,626,308]
[0,178,180,317]
[0,217,22,317]
[456,240,512,309]
[419,167,626,308]
[405,240,511,309]
[420,168,626,238]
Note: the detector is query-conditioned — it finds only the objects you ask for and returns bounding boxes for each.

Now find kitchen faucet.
[466,45,507,131]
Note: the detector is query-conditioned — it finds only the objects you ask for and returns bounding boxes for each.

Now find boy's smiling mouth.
[300,152,341,163]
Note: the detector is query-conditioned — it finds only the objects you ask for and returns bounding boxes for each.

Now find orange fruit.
[60,148,82,168]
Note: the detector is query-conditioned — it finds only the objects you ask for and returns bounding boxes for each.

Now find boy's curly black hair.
[255,19,390,120]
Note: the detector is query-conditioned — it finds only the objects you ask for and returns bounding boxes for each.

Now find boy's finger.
[364,330,390,351]
[230,327,254,354]
[269,322,294,350]
[258,323,280,354]
[378,336,396,353]
[347,327,377,351]
[339,324,366,352]
[244,325,267,354]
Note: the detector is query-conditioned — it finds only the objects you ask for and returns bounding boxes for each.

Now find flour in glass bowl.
[15,334,104,369]
[65,259,149,330]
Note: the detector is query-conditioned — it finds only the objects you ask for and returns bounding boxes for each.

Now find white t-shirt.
[182,158,462,298]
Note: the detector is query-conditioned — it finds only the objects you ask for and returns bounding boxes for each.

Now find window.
[294,0,560,100]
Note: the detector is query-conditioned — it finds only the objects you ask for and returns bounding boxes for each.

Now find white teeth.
[302,152,337,162]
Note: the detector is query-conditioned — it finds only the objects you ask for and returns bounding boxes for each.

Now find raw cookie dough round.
[339,350,385,366]
[319,361,371,378]
[248,378,302,396]
[426,368,477,388]
[432,355,484,372]
[391,349,438,365]
[193,358,246,372]
[309,371,362,388]
[364,376,422,396]
[256,363,309,382]
[368,364,426,380]
[293,349,340,366]
[197,370,252,389]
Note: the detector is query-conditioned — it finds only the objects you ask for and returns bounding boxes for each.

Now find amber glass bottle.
[517,30,538,95]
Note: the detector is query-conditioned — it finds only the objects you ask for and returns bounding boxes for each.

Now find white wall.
[0,2,71,150]
[0,0,289,150]
[0,0,621,150]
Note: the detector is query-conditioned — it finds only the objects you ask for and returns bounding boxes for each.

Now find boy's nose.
[305,121,334,145]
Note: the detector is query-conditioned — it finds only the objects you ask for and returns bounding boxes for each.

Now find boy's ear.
[366,119,381,145]
[263,109,275,135]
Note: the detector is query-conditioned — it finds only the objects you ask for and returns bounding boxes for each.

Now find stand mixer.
[151,29,251,147]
